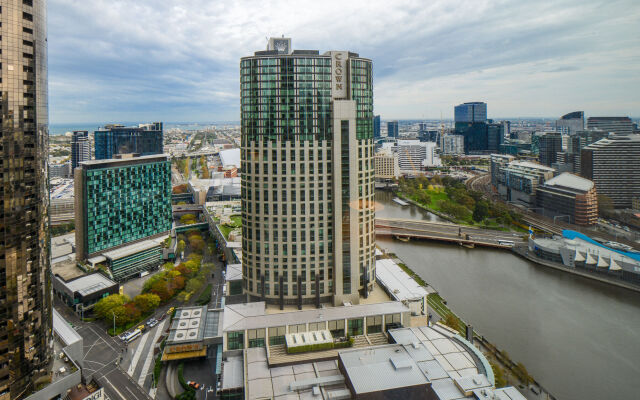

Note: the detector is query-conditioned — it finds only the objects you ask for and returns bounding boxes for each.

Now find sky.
[48,0,640,123]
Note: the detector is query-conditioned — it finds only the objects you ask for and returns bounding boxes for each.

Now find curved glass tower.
[0,1,51,398]
[241,39,375,307]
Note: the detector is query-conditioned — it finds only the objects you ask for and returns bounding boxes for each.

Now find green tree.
[490,361,507,388]
[111,305,130,326]
[177,240,186,254]
[133,293,161,314]
[473,200,489,222]
[94,294,129,321]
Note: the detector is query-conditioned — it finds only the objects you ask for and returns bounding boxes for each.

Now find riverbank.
[381,249,553,398]
[511,245,640,294]
[375,191,640,400]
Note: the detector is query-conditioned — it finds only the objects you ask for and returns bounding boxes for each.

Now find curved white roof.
[544,172,594,192]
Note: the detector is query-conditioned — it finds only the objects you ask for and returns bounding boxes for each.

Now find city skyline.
[49,0,640,123]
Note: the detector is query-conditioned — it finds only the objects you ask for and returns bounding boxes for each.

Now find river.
[375,191,640,400]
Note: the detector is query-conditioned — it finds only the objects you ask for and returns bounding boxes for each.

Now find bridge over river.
[375,218,525,249]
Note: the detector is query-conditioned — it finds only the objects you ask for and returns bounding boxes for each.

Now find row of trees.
[94,293,161,327]
[142,252,213,304]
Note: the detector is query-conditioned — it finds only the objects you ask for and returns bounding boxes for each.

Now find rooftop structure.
[189,177,241,204]
[163,306,223,361]
[375,258,428,316]
[53,272,119,313]
[219,148,241,168]
[237,324,526,400]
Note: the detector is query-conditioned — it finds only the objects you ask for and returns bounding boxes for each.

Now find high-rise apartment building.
[538,133,563,166]
[71,130,90,170]
[442,135,464,155]
[240,38,375,306]
[454,102,487,123]
[94,122,163,160]
[586,117,634,135]
[581,134,640,208]
[0,1,52,398]
[373,115,381,139]
[387,121,399,138]
[75,155,172,280]
[555,111,584,134]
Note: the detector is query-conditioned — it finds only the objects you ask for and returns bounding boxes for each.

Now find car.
[148,320,158,328]
[187,381,201,390]
[146,318,156,326]
[158,314,166,321]
[167,307,175,315]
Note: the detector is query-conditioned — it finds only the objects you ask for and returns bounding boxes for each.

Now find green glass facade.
[240,55,373,143]
[79,157,172,256]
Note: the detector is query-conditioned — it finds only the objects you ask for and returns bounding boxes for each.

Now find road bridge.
[375,218,525,249]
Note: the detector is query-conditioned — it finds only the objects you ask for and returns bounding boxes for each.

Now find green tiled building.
[75,155,172,278]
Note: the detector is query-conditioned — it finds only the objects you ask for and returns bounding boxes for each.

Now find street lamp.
[111,311,116,336]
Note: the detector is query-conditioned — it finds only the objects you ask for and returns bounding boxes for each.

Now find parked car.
[148,320,158,328]
[187,381,201,390]
[167,307,175,315]
[158,314,166,321]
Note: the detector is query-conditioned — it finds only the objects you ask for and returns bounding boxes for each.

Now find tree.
[598,194,614,217]
[473,200,490,222]
[180,214,197,225]
[177,240,186,255]
[111,305,130,326]
[490,361,507,388]
[123,303,141,323]
[94,294,129,321]
[133,293,161,314]
[150,280,173,302]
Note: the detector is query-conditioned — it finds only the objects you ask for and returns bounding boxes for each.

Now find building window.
[227,331,244,350]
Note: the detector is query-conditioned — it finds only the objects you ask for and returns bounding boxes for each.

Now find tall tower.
[240,39,375,307]
[71,130,90,170]
[0,1,52,398]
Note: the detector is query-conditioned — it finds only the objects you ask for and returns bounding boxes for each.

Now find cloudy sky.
[48,0,640,123]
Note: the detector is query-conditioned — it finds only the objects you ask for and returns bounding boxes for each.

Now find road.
[376,218,525,247]
[54,299,155,400]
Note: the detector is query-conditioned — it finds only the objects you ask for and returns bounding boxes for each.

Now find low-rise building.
[536,173,598,226]
[53,272,119,314]
[162,306,223,362]
[237,324,525,400]
[492,160,555,207]
[24,310,87,400]
[530,230,640,286]
[375,258,428,316]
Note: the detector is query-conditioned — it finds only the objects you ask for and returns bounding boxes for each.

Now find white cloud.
[48,0,640,122]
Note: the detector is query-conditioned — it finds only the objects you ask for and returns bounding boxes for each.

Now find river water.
[375,191,640,400]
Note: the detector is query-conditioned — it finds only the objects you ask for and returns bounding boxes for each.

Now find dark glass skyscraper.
[387,120,398,138]
[94,122,163,160]
[373,115,380,139]
[241,38,375,307]
[0,1,52,398]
